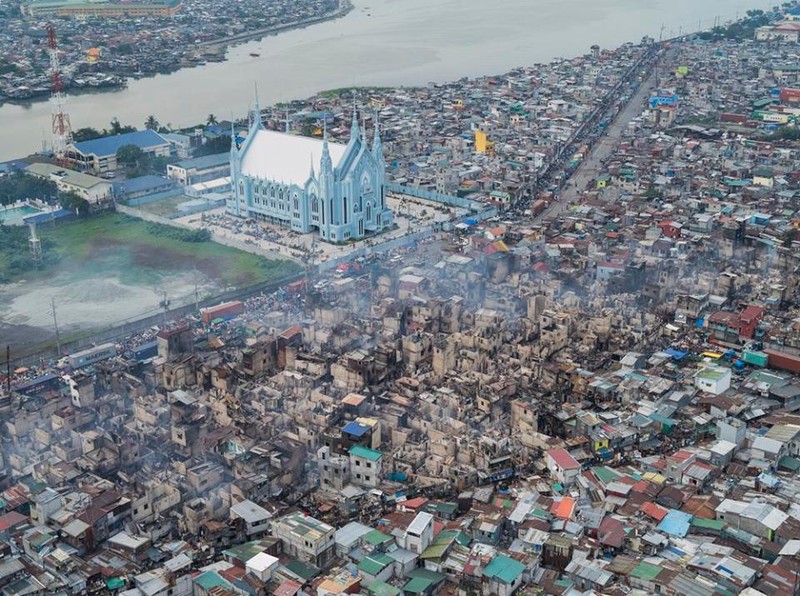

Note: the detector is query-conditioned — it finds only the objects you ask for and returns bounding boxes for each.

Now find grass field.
[37,212,297,286]
[134,195,193,218]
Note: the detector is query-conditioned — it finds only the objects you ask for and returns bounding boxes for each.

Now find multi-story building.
[229,103,393,242]
[272,512,336,567]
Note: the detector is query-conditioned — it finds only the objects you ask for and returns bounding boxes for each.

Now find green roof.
[222,540,270,562]
[349,445,382,462]
[358,553,394,575]
[779,456,800,472]
[403,577,434,594]
[590,466,620,484]
[691,518,726,531]
[194,571,232,591]
[369,581,402,596]
[482,553,526,584]
[363,529,393,545]
[284,559,319,581]
[630,561,662,581]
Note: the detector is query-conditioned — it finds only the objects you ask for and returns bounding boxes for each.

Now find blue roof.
[658,510,692,537]
[23,209,72,225]
[664,348,688,361]
[115,175,175,194]
[343,421,369,437]
[174,152,229,170]
[73,130,169,158]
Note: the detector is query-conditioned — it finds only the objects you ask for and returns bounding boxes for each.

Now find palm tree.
[206,114,218,126]
[144,115,159,130]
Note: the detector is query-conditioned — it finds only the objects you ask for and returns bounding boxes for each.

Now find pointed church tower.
[350,98,360,141]
[372,111,384,163]
[230,120,241,217]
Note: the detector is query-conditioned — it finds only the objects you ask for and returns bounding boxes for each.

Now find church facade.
[228,105,393,242]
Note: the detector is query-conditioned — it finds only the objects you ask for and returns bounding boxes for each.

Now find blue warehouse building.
[229,101,393,242]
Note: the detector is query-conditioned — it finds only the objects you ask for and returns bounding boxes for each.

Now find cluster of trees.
[115,144,177,178]
[72,118,138,142]
[697,10,772,41]
[0,171,57,206]
[0,171,91,214]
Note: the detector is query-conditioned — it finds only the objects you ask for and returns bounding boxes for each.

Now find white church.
[228,103,393,242]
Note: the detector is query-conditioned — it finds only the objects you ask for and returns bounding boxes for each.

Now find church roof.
[240,129,347,186]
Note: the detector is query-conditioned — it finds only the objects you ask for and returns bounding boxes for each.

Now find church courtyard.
[173,192,467,264]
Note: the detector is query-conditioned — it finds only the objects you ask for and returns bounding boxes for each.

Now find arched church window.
[343,197,348,225]
[367,203,372,221]
[293,194,299,211]
[311,194,318,213]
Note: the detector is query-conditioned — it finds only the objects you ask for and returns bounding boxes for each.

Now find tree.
[108,118,136,135]
[144,115,160,131]
[194,135,231,157]
[59,191,90,215]
[116,144,145,168]
[72,127,103,142]
[206,114,218,126]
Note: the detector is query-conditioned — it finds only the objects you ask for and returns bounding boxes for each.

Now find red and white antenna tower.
[47,24,72,166]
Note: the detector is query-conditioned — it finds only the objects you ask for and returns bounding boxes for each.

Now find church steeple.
[309,153,315,179]
[350,97,360,140]
[321,120,332,172]
[252,83,263,130]
[372,110,382,158]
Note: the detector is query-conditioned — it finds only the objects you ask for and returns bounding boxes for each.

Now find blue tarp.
[343,420,369,437]
[464,218,479,226]
[664,348,688,361]
[658,510,693,537]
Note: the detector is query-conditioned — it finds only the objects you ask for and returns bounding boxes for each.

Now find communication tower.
[29,223,43,268]
[48,25,72,166]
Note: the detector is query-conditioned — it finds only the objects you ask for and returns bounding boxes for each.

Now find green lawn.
[35,212,298,286]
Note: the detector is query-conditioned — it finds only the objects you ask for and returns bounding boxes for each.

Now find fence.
[386,183,486,212]
[116,205,301,264]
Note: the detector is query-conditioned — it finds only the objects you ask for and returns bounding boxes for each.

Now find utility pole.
[51,297,61,357]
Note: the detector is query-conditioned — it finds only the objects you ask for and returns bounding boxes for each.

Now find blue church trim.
[228,101,393,243]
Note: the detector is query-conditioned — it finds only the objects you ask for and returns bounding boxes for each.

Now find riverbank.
[0,1,354,108]
[0,0,775,161]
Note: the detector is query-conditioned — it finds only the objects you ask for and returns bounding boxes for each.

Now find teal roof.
[284,559,319,581]
[369,581,402,596]
[403,577,434,594]
[349,445,382,462]
[358,552,394,575]
[194,571,232,591]
[482,553,526,584]
[363,529,393,546]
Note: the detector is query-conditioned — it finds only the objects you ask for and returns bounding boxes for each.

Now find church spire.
[321,119,332,170]
[351,95,360,140]
[372,110,382,156]
[309,152,315,179]
[252,83,262,130]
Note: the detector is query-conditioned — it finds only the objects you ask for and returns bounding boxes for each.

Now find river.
[0,0,774,162]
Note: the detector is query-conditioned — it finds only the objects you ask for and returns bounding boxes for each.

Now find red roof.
[273,580,302,596]
[641,501,668,521]
[740,305,765,323]
[547,448,581,470]
[551,497,576,520]
[0,511,27,531]
[403,497,428,510]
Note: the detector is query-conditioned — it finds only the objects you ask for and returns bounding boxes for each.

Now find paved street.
[536,48,675,223]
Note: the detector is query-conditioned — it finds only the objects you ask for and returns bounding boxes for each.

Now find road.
[535,47,673,223]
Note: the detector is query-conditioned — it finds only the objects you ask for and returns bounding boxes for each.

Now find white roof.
[246,552,278,572]
[240,129,347,186]
[406,511,433,536]
[230,499,272,524]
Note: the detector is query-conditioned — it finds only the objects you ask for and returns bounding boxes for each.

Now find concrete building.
[229,103,393,241]
[66,130,171,174]
[348,445,382,488]
[272,512,336,567]
[26,163,113,204]
[546,449,582,486]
